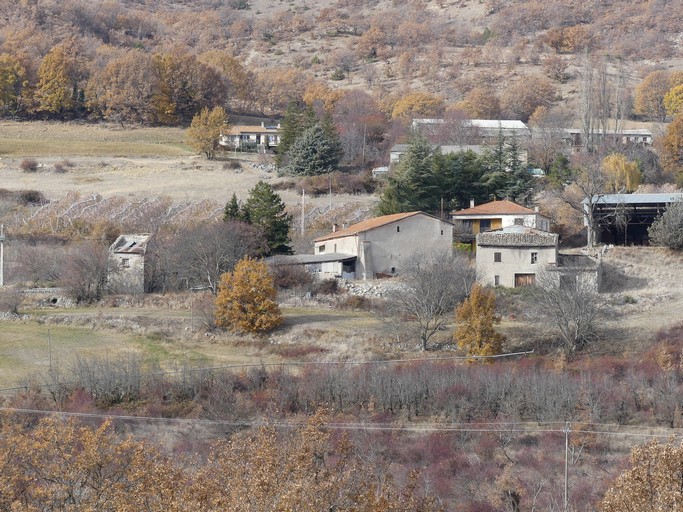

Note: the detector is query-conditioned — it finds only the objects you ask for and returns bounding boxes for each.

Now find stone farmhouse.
[108,234,152,294]
[312,211,454,280]
[476,226,600,290]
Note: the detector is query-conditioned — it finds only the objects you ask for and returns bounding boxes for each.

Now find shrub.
[270,262,314,290]
[18,189,47,205]
[223,159,242,170]
[0,287,22,314]
[336,295,373,311]
[649,201,683,249]
[20,158,38,172]
[53,162,66,173]
[312,278,338,296]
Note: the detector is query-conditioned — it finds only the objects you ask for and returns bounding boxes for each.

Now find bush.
[335,295,373,311]
[223,160,242,170]
[312,278,339,296]
[18,189,47,205]
[270,262,314,290]
[272,171,376,196]
[20,158,38,172]
[649,201,683,249]
[0,287,22,314]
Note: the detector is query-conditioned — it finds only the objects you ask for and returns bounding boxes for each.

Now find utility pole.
[564,421,570,512]
[0,224,5,287]
[301,188,305,236]
[48,328,52,372]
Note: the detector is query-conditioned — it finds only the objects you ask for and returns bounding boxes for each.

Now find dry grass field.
[0,122,378,212]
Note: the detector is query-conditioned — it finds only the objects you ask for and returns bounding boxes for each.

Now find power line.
[2,406,683,439]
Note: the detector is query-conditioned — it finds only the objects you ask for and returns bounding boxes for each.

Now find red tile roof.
[315,211,427,242]
[451,199,537,216]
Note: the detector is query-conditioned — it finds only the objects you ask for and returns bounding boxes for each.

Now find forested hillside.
[1,0,682,126]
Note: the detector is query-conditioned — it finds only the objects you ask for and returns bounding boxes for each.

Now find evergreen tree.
[285,122,342,176]
[243,181,292,255]
[437,150,489,211]
[275,101,316,167]
[223,192,243,222]
[377,134,434,214]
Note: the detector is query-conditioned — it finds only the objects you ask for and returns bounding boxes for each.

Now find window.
[396,226,400,232]
[334,244,337,252]
[391,267,396,274]
[480,219,491,232]
[494,252,502,263]
[120,258,130,268]
[531,252,538,264]
[514,217,524,226]
[440,230,444,235]
[494,275,500,286]
[318,245,325,253]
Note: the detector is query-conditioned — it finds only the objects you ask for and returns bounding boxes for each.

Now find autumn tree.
[86,49,157,125]
[0,53,27,116]
[455,284,505,359]
[243,181,293,255]
[601,153,642,193]
[0,417,183,511]
[151,50,226,125]
[600,439,683,512]
[501,78,557,122]
[648,201,683,250]
[634,70,683,121]
[388,91,445,120]
[659,112,683,183]
[186,106,228,160]
[34,44,85,119]
[214,257,282,333]
[455,87,501,119]
[664,84,683,118]
[387,251,475,351]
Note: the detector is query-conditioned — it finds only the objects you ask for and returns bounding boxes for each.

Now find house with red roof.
[451,199,551,247]
[313,212,453,280]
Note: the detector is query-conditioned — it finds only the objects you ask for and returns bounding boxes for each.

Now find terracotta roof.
[315,212,431,242]
[452,199,538,217]
[477,227,557,247]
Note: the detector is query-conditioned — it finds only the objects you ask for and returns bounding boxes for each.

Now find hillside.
[1,0,682,126]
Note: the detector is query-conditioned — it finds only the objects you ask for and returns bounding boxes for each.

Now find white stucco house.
[313,211,454,280]
[108,234,152,294]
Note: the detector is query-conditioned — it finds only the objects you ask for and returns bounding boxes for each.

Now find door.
[514,273,536,287]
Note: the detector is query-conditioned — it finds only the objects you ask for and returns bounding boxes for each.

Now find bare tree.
[533,269,604,353]
[60,241,110,302]
[165,221,267,294]
[562,154,609,247]
[386,251,475,351]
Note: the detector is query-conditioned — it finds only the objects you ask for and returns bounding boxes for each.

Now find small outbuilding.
[108,234,152,294]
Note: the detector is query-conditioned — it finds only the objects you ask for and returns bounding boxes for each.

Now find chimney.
[261,121,265,127]
[535,206,539,212]
[332,223,337,232]
[470,199,475,208]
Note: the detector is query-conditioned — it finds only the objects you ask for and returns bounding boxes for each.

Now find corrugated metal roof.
[267,253,357,265]
[585,193,683,205]
[477,227,557,247]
